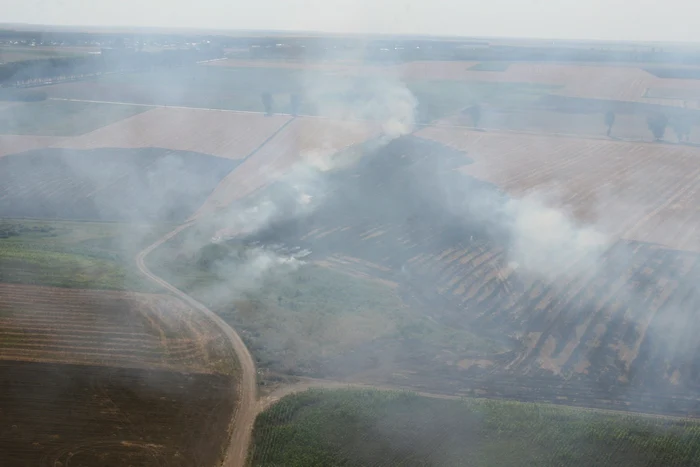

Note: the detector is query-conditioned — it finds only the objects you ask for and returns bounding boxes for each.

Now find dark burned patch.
[0,360,234,467]
[236,134,700,408]
[0,147,238,222]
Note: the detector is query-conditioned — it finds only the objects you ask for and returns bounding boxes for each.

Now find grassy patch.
[250,389,700,467]
[469,61,512,71]
[0,219,171,290]
[147,230,504,378]
[0,100,148,136]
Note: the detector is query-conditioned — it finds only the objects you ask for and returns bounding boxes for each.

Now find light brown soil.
[55,107,291,160]
[418,125,700,252]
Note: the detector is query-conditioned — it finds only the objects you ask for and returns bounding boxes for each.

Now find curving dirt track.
[135,222,257,467]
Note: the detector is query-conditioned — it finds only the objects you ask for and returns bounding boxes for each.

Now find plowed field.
[0,360,234,467]
[0,283,235,373]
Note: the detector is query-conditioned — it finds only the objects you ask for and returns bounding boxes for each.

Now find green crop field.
[0,100,148,136]
[250,389,700,467]
[0,220,171,290]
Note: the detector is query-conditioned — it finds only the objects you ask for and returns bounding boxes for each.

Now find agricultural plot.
[250,388,700,467]
[418,126,700,253]
[194,116,381,218]
[0,147,237,222]
[185,134,700,414]
[59,107,291,160]
[0,360,234,467]
[0,134,66,157]
[0,220,171,291]
[0,99,148,136]
[0,283,235,373]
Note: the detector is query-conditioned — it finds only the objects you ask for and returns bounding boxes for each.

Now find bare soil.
[0,360,235,467]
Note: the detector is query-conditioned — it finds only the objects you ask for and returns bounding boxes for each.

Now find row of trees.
[261,93,302,116]
[463,105,694,143]
[608,110,693,142]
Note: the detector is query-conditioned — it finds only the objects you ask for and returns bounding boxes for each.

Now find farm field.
[194,116,381,217]
[39,65,558,122]
[250,388,700,467]
[209,58,700,104]
[58,107,291,160]
[0,134,66,157]
[0,360,234,467]
[417,126,700,252]
[0,282,235,372]
[164,133,700,416]
[0,147,237,222]
[0,100,148,136]
[0,219,172,290]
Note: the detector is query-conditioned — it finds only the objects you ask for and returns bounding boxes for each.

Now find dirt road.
[135,222,258,467]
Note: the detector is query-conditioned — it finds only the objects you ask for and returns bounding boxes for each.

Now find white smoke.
[503,194,609,280]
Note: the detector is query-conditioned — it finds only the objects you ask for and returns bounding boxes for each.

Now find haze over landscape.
[5,3,700,466]
[4,0,699,42]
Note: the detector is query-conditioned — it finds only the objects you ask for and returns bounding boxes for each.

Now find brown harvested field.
[0,284,238,467]
[0,134,67,157]
[0,360,234,467]
[55,107,291,160]
[194,116,381,217]
[417,126,700,252]
[0,283,236,374]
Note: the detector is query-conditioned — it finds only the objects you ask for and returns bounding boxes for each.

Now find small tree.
[466,104,482,128]
[290,94,302,116]
[671,118,692,142]
[605,110,616,137]
[647,113,668,141]
[261,92,273,116]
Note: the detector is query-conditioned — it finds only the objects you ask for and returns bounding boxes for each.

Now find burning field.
[205,133,700,417]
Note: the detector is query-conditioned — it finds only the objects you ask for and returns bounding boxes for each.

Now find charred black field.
[154,134,700,418]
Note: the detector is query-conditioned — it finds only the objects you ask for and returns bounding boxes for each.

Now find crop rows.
[0,283,233,374]
[249,388,700,466]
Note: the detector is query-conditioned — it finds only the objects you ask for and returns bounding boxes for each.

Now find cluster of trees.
[261,93,303,116]
[0,47,224,88]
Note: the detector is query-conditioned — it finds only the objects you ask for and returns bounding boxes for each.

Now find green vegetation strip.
[0,220,170,291]
[250,389,700,467]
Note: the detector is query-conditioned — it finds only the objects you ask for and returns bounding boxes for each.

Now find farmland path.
[135,222,257,467]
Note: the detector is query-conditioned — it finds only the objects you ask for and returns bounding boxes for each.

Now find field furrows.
[418,127,700,251]
[55,107,291,160]
[0,283,233,374]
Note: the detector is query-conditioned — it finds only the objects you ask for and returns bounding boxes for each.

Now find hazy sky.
[4,0,697,43]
